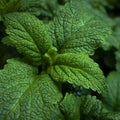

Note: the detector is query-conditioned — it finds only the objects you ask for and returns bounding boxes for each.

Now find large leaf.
[103,71,120,111]
[59,93,80,120]
[47,53,106,93]
[50,1,111,55]
[80,95,102,120]
[3,12,52,65]
[0,59,63,120]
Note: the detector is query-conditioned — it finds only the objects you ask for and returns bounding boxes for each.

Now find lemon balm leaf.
[3,12,52,65]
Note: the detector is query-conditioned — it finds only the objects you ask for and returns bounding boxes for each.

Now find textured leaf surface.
[50,1,111,55]
[0,59,62,120]
[3,12,52,65]
[0,0,21,14]
[103,72,120,111]
[20,0,58,17]
[80,95,102,120]
[103,17,120,50]
[60,93,80,120]
[100,112,120,120]
[48,53,106,93]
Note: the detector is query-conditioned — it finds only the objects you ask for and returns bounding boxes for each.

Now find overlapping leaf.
[48,53,106,93]
[103,71,120,111]
[80,95,102,120]
[20,0,58,17]
[0,0,6,10]
[0,0,21,15]
[3,12,52,65]
[0,59,63,120]
[50,1,111,55]
[59,93,80,120]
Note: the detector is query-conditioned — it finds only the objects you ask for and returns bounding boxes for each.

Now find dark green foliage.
[0,0,120,120]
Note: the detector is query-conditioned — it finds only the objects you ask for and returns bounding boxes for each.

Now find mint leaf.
[59,93,80,120]
[116,50,120,72]
[80,95,102,120]
[3,12,52,65]
[48,53,106,93]
[50,1,111,55]
[20,0,58,17]
[19,0,42,16]
[103,72,120,111]
[100,112,120,120]
[0,59,62,119]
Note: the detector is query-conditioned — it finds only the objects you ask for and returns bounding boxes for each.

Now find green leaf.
[115,50,120,72]
[20,0,58,17]
[0,0,6,10]
[19,0,42,16]
[0,15,2,21]
[47,53,106,93]
[100,112,120,120]
[3,12,52,65]
[0,0,22,15]
[50,1,111,55]
[0,59,63,120]
[59,93,80,120]
[80,95,102,120]
[102,71,120,111]
[103,17,120,50]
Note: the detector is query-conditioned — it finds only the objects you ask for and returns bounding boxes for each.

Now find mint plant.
[0,0,120,120]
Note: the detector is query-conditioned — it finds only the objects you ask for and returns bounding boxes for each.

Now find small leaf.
[100,112,120,120]
[48,53,106,93]
[80,95,102,120]
[3,12,52,65]
[0,59,63,120]
[0,0,6,10]
[50,1,111,55]
[59,93,80,120]
[102,71,120,111]
[0,0,22,14]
